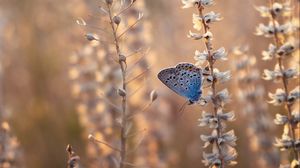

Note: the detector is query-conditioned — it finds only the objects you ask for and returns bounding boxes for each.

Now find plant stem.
[197,4,224,168]
[268,0,299,161]
[107,4,128,168]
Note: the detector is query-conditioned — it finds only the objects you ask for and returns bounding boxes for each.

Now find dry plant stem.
[107,3,128,168]
[268,0,299,160]
[197,4,224,167]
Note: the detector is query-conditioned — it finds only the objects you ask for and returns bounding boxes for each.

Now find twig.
[107,2,128,168]
[89,135,121,152]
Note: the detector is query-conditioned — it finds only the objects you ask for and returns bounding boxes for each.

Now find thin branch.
[126,130,146,156]
[97,90,122,112]
[126,48,150,73]
[116,0,135,16]
[126,68,150,84]
[89,135,121,152]
[126,128,147,138]
[107,2,129,168]
[128,83,145,97]
[126,102,152,120]
[125,47,145,58]
[117,14,143,39]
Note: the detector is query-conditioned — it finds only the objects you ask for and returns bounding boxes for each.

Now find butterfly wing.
[158,63,202,102]
[158,68,189,98]
[175,63,202,102]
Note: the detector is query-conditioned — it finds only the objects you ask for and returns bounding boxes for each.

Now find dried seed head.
[113,16,121,25]
[105,0,113,5]
[150,90,158,102]
[118,88,126,97]
[119,54,126,62]
[85,33,98,41]
[66,144,73,154]
[88,134,94,140]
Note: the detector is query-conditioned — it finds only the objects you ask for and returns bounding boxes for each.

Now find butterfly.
[158,63,203,104]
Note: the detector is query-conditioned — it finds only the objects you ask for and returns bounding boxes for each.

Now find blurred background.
[0,0,298,167]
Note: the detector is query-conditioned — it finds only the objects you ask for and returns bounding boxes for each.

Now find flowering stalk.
[255,0,300,166]
[232,47,279,168]
[73,0,157,167]
[182,0,237,167]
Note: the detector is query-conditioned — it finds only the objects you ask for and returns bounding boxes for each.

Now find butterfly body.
[158,63,202,104]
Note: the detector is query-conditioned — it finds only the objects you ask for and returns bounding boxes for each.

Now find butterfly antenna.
[176,100,189,118]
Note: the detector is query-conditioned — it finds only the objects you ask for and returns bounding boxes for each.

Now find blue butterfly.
[158,63,203,104]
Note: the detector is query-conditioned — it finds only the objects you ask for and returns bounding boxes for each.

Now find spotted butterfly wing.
[158,63,202,103]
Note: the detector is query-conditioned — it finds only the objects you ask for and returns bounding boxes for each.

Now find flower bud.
[150,90,158,102]
[105,0,113,5]
[118,88,126,97]
[119,54,126,62]
[88,134,94,140]
[113,16,121,25]
[85,33,98,41]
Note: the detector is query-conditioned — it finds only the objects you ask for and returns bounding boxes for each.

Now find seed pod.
[119,54,126,62]
[113,16,121,25]
[88,134,94,140]
[118,88,126,97]
[150,90,158,102]
[105,0,113,5]
[85,33,98,41]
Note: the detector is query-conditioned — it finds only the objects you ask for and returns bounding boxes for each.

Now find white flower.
[216,89,230,106]
[203,31,213,40]
[262,44,277,60]
[202,151,221,166]
[223,148,238,166]
[277,43,295,56]
[193,14,202,31]
[274,136,295,151]
[271,2,291,17]
[292,110,300,123]
[194,47,225,65]
[268,88,286,105]
[263,69,282,81]
[256,22,291,37]
[200,130,218,148]
[255,5,271,17]
[188,31,203,40]
[218,130,237,146]
[194,50,208,65]
[212,47,227,61]
[217,110,235,122]
[288,86,300,104]
[256,23,275,37]
[182,0,214,8]
[274,113,289,125]
[203,11,222,24]
[182,0,198,8]
[255,2,291,18]
[198,111,218,128]
[214,70,231,83]
[276,22,292,34]
[263,64,297,81]
[200,0,214,7]
[283,68,298,79]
